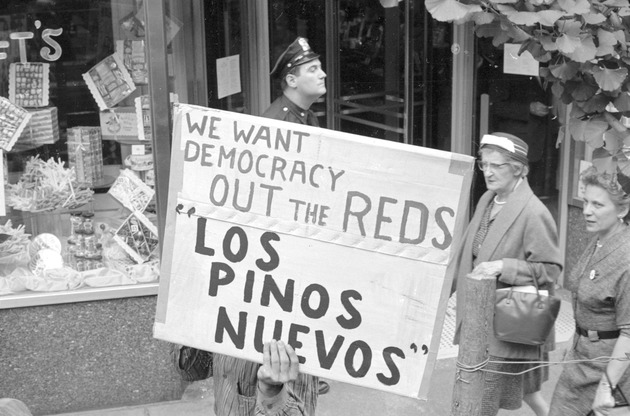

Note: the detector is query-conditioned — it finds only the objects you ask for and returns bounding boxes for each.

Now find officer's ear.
[285,70,300,89]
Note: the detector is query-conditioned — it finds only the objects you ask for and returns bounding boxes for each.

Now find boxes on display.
[108,169,154,212]
[0,96,32,152]
[67,127,104,186]
[8,62,50,108]
[12,106,60,152]
[113,211,158,264]
[82,53,136,111]
[116,39,148,85]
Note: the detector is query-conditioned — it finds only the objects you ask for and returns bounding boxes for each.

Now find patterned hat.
[480,132,529,165]
[270,37,320,79]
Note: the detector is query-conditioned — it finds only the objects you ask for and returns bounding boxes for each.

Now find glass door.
[474,37,560,218]
[266,0,453,149]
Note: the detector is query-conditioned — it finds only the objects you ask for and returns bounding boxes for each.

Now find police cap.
[270,37,320,79]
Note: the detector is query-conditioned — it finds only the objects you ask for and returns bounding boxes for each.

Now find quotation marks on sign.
[175,203,196,217]
[409,343,429,355]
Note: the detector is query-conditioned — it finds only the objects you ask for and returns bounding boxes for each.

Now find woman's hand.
[471,260,504,277]
[591,381,616,416]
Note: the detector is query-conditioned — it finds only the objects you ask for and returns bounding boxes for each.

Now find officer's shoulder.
[262,99,291,120]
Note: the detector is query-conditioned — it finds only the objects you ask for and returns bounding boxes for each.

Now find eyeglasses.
[477,160,510,172]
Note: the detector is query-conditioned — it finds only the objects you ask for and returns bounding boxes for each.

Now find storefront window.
[0,0,165,307]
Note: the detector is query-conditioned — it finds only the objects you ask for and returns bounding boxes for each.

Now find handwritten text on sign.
[154,104,473,398]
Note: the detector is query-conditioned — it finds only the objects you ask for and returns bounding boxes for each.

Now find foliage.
[425,0,630,178]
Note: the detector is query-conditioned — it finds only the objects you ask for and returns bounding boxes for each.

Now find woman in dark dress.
[549,167,630,416]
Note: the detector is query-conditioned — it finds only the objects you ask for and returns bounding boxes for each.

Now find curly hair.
[581,166,630,220]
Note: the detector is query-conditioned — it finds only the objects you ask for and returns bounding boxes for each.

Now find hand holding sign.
[257,340,300,398]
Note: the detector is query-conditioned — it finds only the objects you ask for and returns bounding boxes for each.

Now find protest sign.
[154,104,474,398]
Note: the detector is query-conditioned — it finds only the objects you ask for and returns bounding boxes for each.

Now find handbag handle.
[506,261,542,300]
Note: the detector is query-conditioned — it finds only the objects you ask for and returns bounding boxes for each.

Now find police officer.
[211,38,329,416]
[263,37,330,397]
[262,37,326,127]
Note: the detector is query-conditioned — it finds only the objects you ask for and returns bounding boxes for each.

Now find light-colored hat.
[480,132,529,165]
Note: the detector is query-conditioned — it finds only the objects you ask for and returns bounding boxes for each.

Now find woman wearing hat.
[450,132,563,415]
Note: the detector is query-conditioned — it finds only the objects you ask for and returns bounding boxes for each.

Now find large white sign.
[154,104,474,398]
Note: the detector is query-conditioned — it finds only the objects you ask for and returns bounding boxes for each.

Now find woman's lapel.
[475,180,533,262]
[589,227,630,267]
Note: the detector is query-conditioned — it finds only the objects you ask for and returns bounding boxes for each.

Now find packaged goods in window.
[99,107,138,141]
[28,233,61,258]
[29,248,64,277]
[108,169,154,212]
[134,93,178,142]
[6,156,94,212]
[113,211,158,263]
[83,53,136,111]
[0,220,30,257]
[13,106,59,152]
[116,39,148,85]
[135,95,151,141]
[67,127,103,185]
[9,62,50,107]
[124,153,153,172]
[0,96,31,152]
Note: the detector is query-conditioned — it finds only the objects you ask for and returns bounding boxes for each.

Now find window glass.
[266,0,452,148]
[0,0,162,307]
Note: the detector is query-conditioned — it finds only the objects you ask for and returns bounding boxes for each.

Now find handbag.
[493,265,561,345]
[586,373,630,415]
[171,343,213,382]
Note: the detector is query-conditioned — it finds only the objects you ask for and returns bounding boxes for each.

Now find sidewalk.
[47,296,575,416]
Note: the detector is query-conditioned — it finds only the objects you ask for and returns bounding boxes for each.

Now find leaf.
[592,66,628,91]
[556,19,583,36]
[568,115,609,143]
[472,12,496,25]
[549,61,580,80]
[583,12,607,24]
[556,34,581,54]
[580,93,613,113]
[507,11,540,25]
[603,128,625,154]
[557,0,591,14]
[524,41,552,61]
[475,22,505,39]
[425,0,482,22]
[597,29,619,57]
[603,0,630,6]
[592,147,615,173]
[505,21,533,42]
[616,165,630,194]
[539,34,559,51]
[537,10,565,26]
[571,80,599,101]
[614,93,630,111]
[567,36,598,62]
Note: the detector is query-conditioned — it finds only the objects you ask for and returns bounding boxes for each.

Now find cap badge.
[298,38,310,51]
